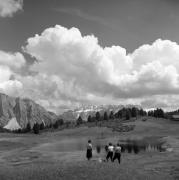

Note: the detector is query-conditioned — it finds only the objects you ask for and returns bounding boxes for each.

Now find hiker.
[106,143,114,162]
[112,143,121,164]
[86,140,93,160]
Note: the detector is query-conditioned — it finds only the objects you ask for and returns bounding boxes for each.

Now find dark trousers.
[106,152,113,161]
[112,153,121,164]
[86,149,92,160]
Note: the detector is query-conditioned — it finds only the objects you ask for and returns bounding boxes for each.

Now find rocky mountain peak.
[0,93,57,130]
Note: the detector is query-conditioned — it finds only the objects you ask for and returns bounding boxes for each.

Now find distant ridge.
[59,104,141,121]
[0,93,57,130]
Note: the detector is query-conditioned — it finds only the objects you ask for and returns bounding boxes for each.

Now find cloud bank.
[1,25,179,112]
[0,0,23,17]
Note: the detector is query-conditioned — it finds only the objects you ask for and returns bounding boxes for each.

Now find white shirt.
[115,146,121,153]
[108,145,114,152]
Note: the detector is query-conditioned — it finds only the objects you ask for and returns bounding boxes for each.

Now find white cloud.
[0,24,177,112]
[131,39,179,70]
[0,51,25,96]
[0,51,25,70]
[0,66,11,82]
[0,79,23,96]
[0,0,23,17]
[0,66,23,96]
[24,25,133,96]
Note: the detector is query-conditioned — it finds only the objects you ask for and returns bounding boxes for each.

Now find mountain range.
[0,93,142,130]
[59,104,141,121]
[0,93,57,130]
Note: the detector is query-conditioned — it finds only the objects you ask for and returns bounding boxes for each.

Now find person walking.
[106,143,114,162]
[86,140,93,160]
[112,143,121,164]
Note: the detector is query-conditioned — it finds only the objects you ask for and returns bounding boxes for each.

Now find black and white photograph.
[0,0,179,179]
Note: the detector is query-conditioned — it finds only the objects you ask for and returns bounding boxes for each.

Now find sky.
[1,0,179,113]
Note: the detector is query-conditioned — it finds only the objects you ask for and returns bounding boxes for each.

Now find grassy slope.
[0,117,179,180]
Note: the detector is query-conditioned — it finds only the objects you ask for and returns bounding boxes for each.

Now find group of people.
[86,140,121,164]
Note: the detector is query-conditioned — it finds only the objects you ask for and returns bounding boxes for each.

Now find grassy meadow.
[0,117,179,180]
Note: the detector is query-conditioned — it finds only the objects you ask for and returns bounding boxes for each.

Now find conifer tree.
[95,112,101,121]
[33,123,40,134]
[76,116,83,125]
[26,122,31,132]
[103,111,108,120]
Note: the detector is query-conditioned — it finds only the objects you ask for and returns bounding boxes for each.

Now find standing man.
[113,143,121,164]
[106,143,114,162]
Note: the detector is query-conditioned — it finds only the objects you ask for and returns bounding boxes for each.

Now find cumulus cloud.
[0,24,175,112]
[0,51,25,96]
[23,25,179,97]
[0,66,23,96]
[0,0,23,17]
[131,39,179,70]
[0,51,25,70]
[1,25,179,112]
[24,25,133,97]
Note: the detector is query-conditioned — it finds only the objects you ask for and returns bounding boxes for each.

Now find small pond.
[36,136,166,155]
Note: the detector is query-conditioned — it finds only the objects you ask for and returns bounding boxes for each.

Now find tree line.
[12,107,167,134]
[76,107,167,125]
[147,108,165,118]
[76,107,148,125]
[15,118,64,134]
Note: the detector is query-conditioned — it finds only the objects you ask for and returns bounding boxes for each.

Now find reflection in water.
[95,139,165,154]
[117,139,165,154]
[96,145,101,153]
[121,140,165,154]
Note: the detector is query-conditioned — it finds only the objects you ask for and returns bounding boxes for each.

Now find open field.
[0,117,179,180]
